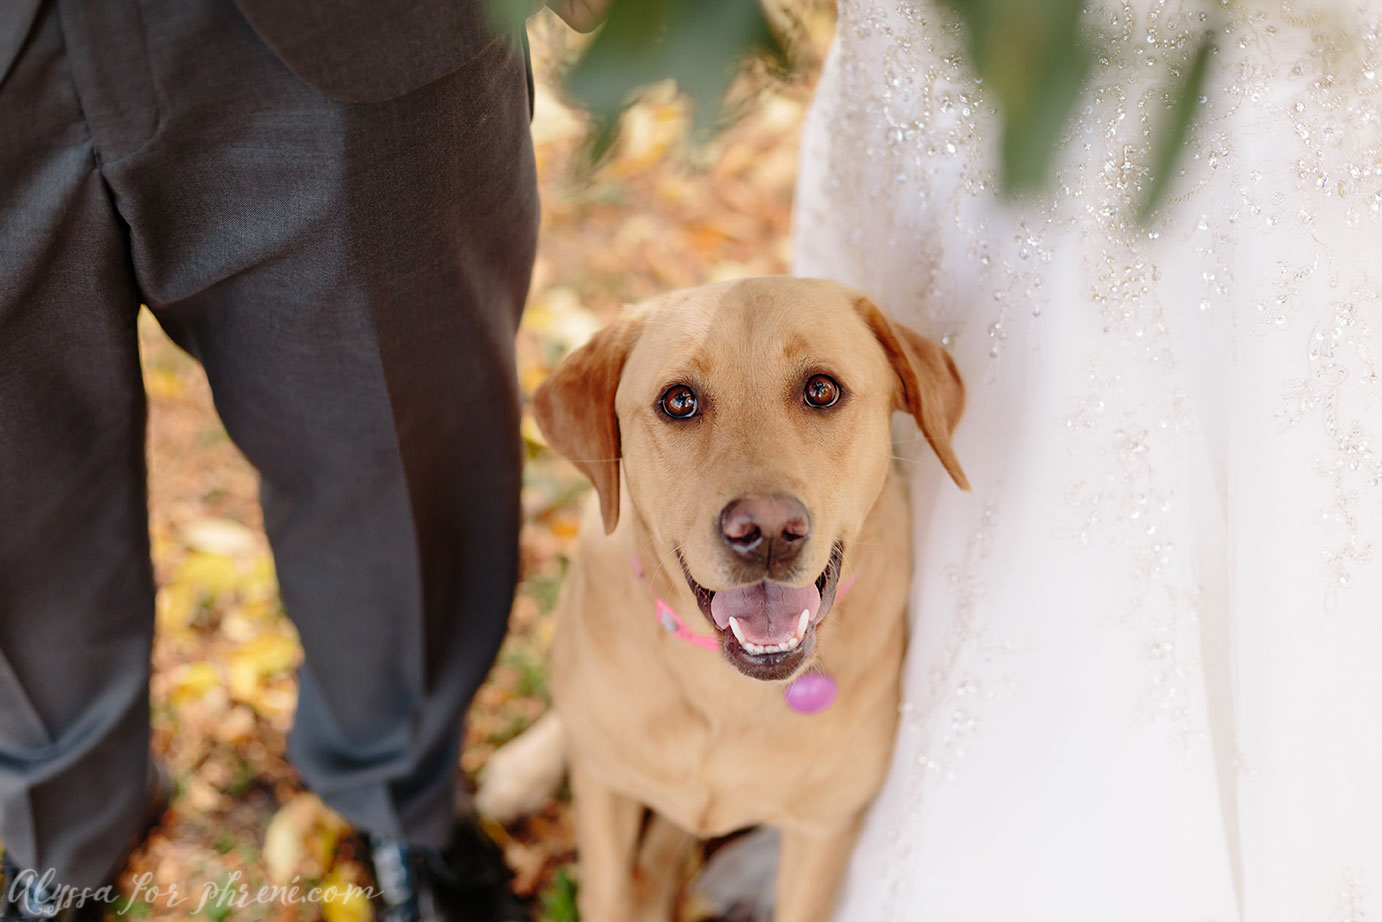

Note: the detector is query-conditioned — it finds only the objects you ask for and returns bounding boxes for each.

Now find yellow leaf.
[228,633,302,717]
[245,556,277,592]
[156,582,201,633]
[227,659,260,705]
[521,415,549,448]
[168,662,221,706]
[320,867,374,922]
[174,551,242,597]
[550,516,581,540]
[149,528,180,564]
[145,368,184,399]
[228,633,299,685]
[246,685,297,721]
[263,794,350,886]
[236,596,281,624]
[520,362,548,396]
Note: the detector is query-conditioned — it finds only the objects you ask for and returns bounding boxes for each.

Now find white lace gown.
[793,2,1382,919]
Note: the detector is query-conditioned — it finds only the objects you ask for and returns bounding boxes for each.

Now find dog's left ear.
[533,313,644,534]
[853,296,971,491]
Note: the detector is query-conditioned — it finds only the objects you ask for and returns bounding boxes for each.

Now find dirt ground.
[98,8,833,921]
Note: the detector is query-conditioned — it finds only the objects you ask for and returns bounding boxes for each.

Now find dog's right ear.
[533,314,644,534]
[852,295,971,492]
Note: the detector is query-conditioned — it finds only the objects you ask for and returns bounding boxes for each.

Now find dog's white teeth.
[729,617,748,646]
[731,614,808,656]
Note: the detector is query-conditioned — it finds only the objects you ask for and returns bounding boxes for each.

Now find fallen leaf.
[179,517,260,557]
[174,551,243,598]
[145,368,184,399]
[263,793,349,886]
[156,582,202,634]
[228,633,302,718]
[167,662,222,707]
[320,866,375,922]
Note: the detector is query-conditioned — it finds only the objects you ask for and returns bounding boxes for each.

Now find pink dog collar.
[654,596,721,652]
[633,555,852,714]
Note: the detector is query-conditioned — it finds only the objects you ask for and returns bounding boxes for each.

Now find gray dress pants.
[0,0,538,890]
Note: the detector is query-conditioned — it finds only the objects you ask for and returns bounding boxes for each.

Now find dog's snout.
[719,495,811,566]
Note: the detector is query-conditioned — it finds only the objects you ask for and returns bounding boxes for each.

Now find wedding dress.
[793,1,1382,919]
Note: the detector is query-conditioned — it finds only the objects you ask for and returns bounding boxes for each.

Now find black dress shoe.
[1,766,171,922]
[365,815,531,922]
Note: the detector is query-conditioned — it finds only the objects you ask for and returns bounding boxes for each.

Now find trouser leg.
[0,2,154,890]
[87,0,539,846]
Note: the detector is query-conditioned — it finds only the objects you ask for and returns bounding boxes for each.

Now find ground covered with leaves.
[90,10,832,921]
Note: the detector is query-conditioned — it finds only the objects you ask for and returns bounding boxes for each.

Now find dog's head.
[535,277,968,681]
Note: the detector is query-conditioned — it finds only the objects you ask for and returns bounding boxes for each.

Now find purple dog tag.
[784,673,837,714]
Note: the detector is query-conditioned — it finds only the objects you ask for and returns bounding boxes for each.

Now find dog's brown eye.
[660,384,699,419]
[804,374,841,409]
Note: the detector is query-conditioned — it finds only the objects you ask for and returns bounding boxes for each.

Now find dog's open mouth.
[678,543,844,681]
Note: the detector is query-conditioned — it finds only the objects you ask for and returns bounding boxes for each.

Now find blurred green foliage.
[540,866,580,922]
[1137,29,1215,220]
[564,0,789,158]
[942,0,1092,194]
[493,0,1215,220]
[490,0,787,159]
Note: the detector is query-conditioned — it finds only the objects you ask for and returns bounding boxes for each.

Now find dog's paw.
[474,711,568,824]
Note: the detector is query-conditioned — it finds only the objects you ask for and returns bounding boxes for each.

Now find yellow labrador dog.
[522,277,967,921]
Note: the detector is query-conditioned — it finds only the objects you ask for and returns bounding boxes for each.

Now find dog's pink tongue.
[709,582,821,644]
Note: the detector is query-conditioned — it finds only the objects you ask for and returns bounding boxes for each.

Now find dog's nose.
[719,495,811,565]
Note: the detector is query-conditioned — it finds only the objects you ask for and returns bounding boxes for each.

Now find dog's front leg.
[570,759,645,922]
[773,816,862,922]
[632,811,695,921]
